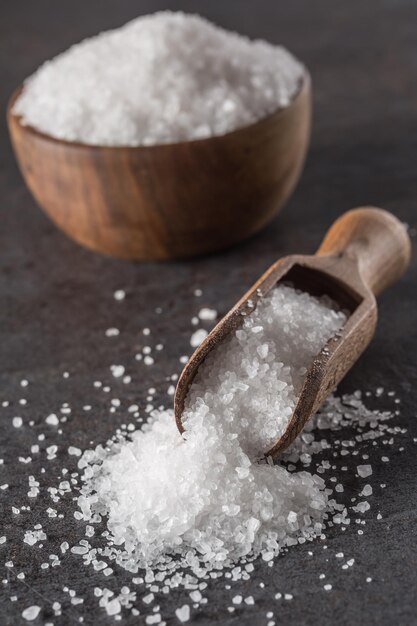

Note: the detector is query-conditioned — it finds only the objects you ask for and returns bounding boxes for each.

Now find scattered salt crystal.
[189,591,202,603]
[198,308,217,321]
[22,606,41,621]
[110,365,125,378]
[114,290,126,301]
[24,529,47,545]
[357,465,373,478]
[324,584,332,591]
[106,599,121,616]
[142,593,154,604]
[190,329,208,348]
[105,328,120,337]
[68,446,82,457]
[175,605,190,622]
[353,501,370,513]
[12,416,23,428]
[45,414,59,426]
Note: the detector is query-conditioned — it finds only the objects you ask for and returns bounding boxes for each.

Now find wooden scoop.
[174,207,411,456]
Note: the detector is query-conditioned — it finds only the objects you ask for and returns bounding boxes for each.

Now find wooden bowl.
[7,74,311,260]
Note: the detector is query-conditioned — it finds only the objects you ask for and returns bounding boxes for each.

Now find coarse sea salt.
[14,12,304,146]
[6,284,404,622]
[77,285,346,580]
[22,605,41,621]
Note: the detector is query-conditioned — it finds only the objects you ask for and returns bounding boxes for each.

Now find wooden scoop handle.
[316,207,411,296]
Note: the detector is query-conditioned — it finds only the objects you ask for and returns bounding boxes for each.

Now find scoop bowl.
[174,207,411,456]
[7,74,311,260]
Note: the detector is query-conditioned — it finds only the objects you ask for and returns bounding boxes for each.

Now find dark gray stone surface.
[1,1,417,624]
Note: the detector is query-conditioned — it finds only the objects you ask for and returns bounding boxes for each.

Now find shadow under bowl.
[7,74,311,260]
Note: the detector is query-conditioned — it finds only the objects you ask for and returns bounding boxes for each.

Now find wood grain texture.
[7,75,311,260]
[175,207,411,456]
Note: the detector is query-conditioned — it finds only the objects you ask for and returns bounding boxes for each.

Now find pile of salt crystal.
[14,12,304,146]
[77,285,346,577]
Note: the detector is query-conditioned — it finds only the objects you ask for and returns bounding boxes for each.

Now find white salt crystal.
[24,529,47,545]
[22,606,41,621]
[12,417,23,428]
[142,593,154,604]
[106,599,121,615]
[110,365,125,378]
[175,605,190,622]
[190,329,208,348]
[14,12,304,147]
[105,328,120,337]
[353,501,370,513]
[198,308,217,321]
[189,591,202,603]
[114,290,126,301]
[357,465,373,478]
[45,414,59,426]
[68,446,82,457]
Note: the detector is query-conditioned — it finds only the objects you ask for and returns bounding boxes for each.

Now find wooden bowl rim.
[7,71,311,151]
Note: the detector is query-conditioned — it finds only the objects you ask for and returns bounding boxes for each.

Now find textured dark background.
[1,1,417,625]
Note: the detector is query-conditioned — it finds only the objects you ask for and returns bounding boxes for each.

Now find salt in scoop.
[175,207,411,456]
